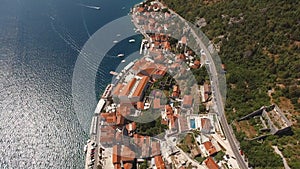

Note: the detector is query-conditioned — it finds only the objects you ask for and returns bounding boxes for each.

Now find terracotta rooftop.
[137,101,144,110]
[183,95,193,107]
[120,78,137,96]
[100,125,115,145]
[112,145,136,165]
[112,83,123,96]
[123,163,133,169]
[172,85,180,97]
[205,157,219,169]
[203,141,217,156]
[201,118,212,133]
[101,112,117,124]
[116,112,125,126]
[192,60,201,69]
[133,76,150,97]
[154,155,166,169]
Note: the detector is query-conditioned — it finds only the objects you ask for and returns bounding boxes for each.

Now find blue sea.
[0,0,142,168]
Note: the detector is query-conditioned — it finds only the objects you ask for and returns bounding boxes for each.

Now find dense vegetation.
[160,0,300,168]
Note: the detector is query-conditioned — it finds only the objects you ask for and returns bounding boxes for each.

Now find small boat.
[110,71,118,76]
[117,53,124,57]
[121,60,126,63]
[116,34,121,37]
[129,39,135,43]
[84,145,87,153]
[113,40,118,43]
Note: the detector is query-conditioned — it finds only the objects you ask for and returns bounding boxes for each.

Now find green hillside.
[160,0,300,168]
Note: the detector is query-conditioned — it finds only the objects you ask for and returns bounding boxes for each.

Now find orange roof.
[133,76,149,97]
[123,163,133,169]
[120,78,137,96]
[172,85,180,97]
[100,126,115,145]
[154,156,165,169]
[163,41,171,50]
[113,145,136,165]
[203,141,217,156]
[112,83,123,96]
[137,101,144,110]
[101,112,117,124]
[165,105,173,115]
[137,7,145,13]
[192,60,201,69]
[201,118,212,131]
[205,157,219,169]
[183,95,193,107]
[116,113,124,125]
[176,54,186,60]
[113,145,120,164]
[122,146,136,162]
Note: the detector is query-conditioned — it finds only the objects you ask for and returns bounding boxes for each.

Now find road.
[189,21,249,169]
[164,5,249,169]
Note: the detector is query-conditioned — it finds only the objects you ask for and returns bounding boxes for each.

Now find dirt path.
[272,146,291,169]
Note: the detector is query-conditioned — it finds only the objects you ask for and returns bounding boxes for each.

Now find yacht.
[129,39,135,43]
[117,53,124,57]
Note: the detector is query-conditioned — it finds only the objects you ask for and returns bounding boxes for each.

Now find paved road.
[189,23,249,169]
[164,6,249,169]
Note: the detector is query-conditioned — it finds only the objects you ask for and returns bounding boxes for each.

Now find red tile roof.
[192,60,201,69]
[137,101,144,110]
[203,141,217,156]
[120,78,137,96]
[113,145,136,165]
[183,95,193,107]
[205,157,219,169]
[201,118,212,132]
[154,156,166,169]
[100,126,115,145]
[172,85,180,97]
[133,76,150,97]
[112,83,123,96]
[123,163,133,169]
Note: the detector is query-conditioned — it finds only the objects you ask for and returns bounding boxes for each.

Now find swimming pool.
[190,119,196,129]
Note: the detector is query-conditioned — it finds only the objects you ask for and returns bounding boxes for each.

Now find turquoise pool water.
[190,119,196,129]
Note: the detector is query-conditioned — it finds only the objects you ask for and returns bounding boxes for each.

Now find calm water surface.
[0,0,141,168]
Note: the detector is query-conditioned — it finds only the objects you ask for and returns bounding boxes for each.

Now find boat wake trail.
[78,3,100,10]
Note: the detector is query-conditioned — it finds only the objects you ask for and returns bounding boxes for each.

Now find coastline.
[84,1,245,169]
